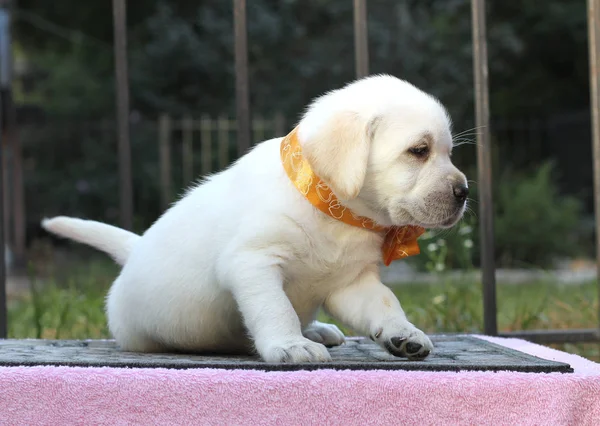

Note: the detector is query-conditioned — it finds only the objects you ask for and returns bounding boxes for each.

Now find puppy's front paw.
[372,322,433,360]
[258,337,332,363]
[303,321,345,347]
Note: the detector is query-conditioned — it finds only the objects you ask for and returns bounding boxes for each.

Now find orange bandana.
[280,127,425,266]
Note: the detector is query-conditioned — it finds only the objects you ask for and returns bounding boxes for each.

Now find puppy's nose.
[453,184,469,203]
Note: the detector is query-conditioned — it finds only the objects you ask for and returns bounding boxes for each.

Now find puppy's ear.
[300,112,378,200]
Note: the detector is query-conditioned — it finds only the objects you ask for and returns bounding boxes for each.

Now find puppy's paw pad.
[303,321,345,347]
[378,325,433,360]
[405,342,423,354]
[390,336,406,348]
[260,338,332,363]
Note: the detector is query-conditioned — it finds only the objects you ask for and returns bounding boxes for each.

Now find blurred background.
[2,0,598,359]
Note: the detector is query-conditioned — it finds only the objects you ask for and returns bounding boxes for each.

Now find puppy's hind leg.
[106,279,167,353]
[116,334,167,353]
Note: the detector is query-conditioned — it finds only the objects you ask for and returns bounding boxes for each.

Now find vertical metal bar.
[158,114,172,210]
[0,128,4,339]
[200,115,212,175]
[353,0,369,79]
[233,0,250,156]
[0,105,4,339]
[274,112,285,137]
[1,139,7,261]
[6,91,24,263]
[471,0,497,336]
[587,0,600,333]
[253,115,264,144]
[0,4,21,264]
[112,0,133,231]
[0,5,9,338]
[182,115,194,184]
[218,115,229,169]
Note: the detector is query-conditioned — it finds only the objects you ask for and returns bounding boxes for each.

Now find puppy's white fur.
[43,75,467,362]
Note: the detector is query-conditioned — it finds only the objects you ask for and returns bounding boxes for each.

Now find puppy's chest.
[283,259,366,317]
[283,229,381,290]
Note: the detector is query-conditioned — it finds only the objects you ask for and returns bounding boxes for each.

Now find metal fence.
[0,0,599,344]
[156,113,286,210]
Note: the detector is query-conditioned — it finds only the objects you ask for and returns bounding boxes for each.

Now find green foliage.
[415,219,476,272]
[129,3,235,115]
[14,0,590,122]
[25,48,114,118]
[9,259,117,340]
[16,0,526,123]
[475,161,583,268]
[489,1,588,117]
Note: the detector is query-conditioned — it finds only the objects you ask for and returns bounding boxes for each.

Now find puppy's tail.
[42,216,140,266]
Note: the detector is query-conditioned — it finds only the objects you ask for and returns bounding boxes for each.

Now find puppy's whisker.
[436,228,453,239]
[464,205,478,218]
[453,141,481,148]
[452,125,487,138]
[453,132,482,139]
[452,135,480,142]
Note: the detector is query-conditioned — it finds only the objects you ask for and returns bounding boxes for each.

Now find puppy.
[43,75,467,362]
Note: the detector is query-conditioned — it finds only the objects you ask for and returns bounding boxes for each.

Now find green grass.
[8,258,599,361]
[320,278,599,361]
[8,258,117,340]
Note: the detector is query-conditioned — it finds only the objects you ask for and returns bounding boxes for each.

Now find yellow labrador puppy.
[43,75,468,362]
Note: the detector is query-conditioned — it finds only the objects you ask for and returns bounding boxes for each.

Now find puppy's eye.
[408,145,429,158]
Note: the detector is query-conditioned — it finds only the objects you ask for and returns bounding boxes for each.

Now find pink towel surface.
[0,335,599,426]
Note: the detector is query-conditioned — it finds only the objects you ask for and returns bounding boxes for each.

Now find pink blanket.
[0,335,599,425]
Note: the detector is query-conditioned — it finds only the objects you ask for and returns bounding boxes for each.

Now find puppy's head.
[297,75,467,229]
